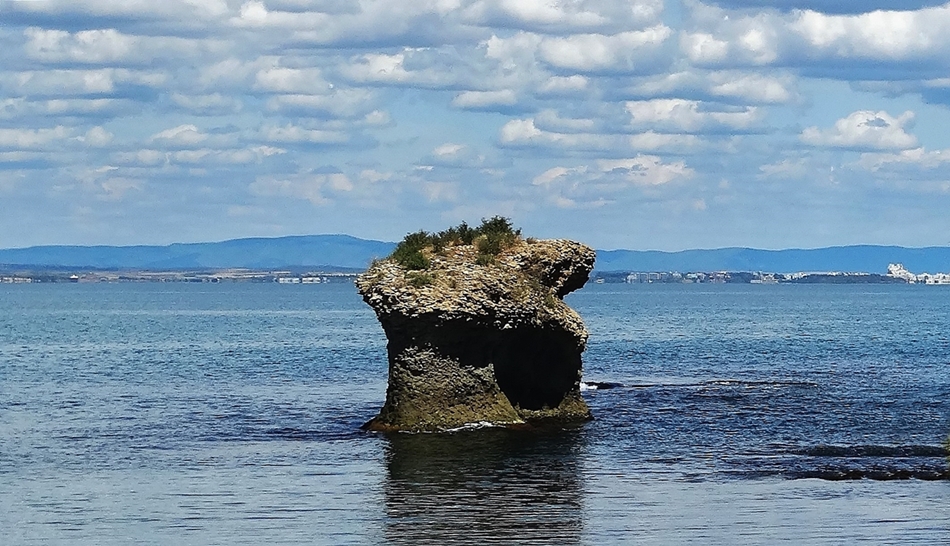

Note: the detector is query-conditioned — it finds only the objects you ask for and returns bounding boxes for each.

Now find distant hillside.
[595,245,950,274]
[0,235,396,270]
[3,237,950,274]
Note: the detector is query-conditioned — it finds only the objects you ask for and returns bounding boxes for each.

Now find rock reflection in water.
[383,426,584,545]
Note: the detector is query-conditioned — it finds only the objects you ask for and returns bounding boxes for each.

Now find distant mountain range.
[0,235,395,271]
[2,236,950,274]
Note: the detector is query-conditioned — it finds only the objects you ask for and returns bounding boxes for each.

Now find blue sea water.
[1,282,948,545]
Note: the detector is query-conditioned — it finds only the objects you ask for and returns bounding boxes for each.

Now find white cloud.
[254,66,332,94]
[537,75,589,95]
[22,27,207,65]
[171,93,242,115]
[500,118,542,142]
[265,88,376,118]
[0,126,71,149]
[345,53,412,84]
[24,28,137,64]
[261,124,349,144]
[451,90,517,109]
[434,143,466,157]
[791,6,950,60]
[681,3,950,70]
[151,125,208,146]
[96,176,143,201]
[499,118,614,150]
[6,69,167,97]
[681,33,730,64]
[77,126,113,147]
[464,0,663,32]
[801,110,917,150]
[597,156,694,186]
[758,158,808,179]
[530,154,694,208]
[859,147,950,171]
[115,145,285,166]
[622,69,796,105]
[538,26,672,72]
[250,172,353,205]
[628,131,702,152]
[678,7,781,67]
[534,110,597,132]
[467,0,606,28]
[533,166,578,186]
[708,73,794,104]
[626,99,760,132]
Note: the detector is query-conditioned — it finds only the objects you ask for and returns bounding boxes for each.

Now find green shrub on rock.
[389,216,522,269]
[391,230,432,270]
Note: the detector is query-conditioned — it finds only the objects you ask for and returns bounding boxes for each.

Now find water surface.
[1,283,948,544]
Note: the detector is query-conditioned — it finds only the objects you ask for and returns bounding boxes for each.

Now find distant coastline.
[2,235,950,283]
[2,264,947,285]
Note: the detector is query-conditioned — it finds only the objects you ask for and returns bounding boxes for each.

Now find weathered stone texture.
[357,238,595,432]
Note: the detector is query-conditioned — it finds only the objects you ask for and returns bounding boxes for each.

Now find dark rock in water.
[357,238,595,432]
[582,381,623,390]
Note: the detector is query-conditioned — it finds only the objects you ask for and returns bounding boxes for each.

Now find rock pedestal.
[357,238,595,432]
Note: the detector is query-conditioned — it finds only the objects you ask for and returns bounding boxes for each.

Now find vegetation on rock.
[390,216,522,269]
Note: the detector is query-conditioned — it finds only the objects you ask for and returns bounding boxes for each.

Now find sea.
[1,282,948,545]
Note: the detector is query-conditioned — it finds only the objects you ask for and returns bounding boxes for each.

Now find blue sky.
[3,0,950,251]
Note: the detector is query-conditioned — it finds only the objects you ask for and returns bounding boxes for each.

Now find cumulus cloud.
[537,26,672,72]
[254,66,333,94]
[265,88,377,118]
[598,156,694,186]
[708,73,795,103]
[681,2,950,73]
[77,126,113,147]
[250,171,354,205]
[499,118,616,150]
[859,147,950,171]
[170,93,242,115]
[628,131,703,152]
[452,90,518,110]
[537,74,589,95]
[706,1,946,14]
[626,99,761,132]
[151,125,209,147]
[0,126,72,149]
[801,110,917,150]
[530,155,694,207]
[22,27,212,66]
[790,6,950,60]
[464,0,664,33]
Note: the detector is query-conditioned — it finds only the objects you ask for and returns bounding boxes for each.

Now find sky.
[3,0,950,251]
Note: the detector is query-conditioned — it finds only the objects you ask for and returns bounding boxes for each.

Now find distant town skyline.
[3,1,950,251]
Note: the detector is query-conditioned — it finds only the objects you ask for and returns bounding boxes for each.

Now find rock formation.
[357,235,596,432]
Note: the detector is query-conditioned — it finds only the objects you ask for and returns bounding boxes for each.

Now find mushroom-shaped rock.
[357,237,595,432]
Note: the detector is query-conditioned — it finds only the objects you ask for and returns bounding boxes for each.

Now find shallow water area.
[1,282,949,544]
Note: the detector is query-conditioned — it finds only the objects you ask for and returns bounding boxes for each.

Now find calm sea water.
[1,282,948,544]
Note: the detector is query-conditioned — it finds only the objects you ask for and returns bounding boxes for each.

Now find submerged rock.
[357,237,596,432]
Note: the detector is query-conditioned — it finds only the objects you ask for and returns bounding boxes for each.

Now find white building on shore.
[887,263,950,284]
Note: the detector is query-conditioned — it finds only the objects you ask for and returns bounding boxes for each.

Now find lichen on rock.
[357,219,596,432]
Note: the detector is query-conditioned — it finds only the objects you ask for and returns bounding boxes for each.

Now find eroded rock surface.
[357,238,595,432]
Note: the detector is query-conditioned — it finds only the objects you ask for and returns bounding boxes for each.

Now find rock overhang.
[358,236,595,432]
